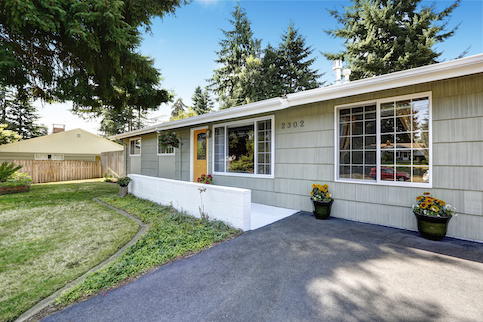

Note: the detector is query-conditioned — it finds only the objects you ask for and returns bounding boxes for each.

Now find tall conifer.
[323,0,462,80]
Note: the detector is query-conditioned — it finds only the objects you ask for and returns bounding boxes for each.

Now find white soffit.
[110,53,483,140]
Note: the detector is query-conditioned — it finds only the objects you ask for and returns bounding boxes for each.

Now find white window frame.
[129,138,141,156]
[157,134,176,156]
[334,92,432,188]
[212,115,275,179]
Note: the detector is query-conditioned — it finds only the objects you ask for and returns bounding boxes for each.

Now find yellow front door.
[193,129,207,182]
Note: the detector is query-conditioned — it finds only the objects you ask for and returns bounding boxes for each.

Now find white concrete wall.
[128,174,251,231]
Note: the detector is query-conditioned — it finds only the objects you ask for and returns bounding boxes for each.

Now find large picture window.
[213,117,274,177]
[336,93,431,186]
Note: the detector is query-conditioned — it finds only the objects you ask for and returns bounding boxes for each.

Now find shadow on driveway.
[43,212,483,322]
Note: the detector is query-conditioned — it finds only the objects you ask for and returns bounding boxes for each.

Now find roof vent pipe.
[332,60,342,85]
[343,68,351,82]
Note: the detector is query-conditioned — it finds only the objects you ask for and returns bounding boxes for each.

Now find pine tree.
[323,0,462,80]
[276,23,323,95]
[192,86,213,115]
[210,4,262,109]
[0,0,186,114]
[171,98,187,119]
[2,88,47,139]
[260,44,283,100]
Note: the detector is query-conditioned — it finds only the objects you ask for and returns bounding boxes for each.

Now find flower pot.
[119,185,128,197]
[312,199,334,220]
[414,211,452,241]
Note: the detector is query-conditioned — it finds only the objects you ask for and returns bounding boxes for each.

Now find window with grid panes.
[337,94,430,185]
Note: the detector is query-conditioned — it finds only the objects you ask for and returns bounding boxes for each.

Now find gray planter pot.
[119,186,129,197]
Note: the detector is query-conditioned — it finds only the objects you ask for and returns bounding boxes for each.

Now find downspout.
[178,136,182,180]
[123,139,128,177]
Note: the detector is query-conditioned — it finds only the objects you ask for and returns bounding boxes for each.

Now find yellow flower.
[420,202,428,209]
[312,184,316,188]
[310,191,313,195]
[326,193,330,198]
[425,198,434,205]
[323,184,329,189]
[431,205,439,212]
[416,196,424,201]
[439,200,446,206]
[423,192,431,196]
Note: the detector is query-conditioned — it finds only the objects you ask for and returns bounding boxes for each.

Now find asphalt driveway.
[43,212,483,322]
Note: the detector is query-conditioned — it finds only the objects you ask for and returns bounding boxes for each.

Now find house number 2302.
[281,120,304,129]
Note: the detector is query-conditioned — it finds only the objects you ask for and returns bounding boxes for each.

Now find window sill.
[213,172,274,179]
[335,178,432,188]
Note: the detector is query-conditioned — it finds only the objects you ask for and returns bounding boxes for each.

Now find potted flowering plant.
[310,183,334,220]
[413,192,457,240]
[117,176,132,197]
[157,130,180,148]
[197,174,213,184]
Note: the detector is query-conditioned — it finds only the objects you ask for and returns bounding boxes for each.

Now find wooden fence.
[13,160,102,184]
[101,150,125,177]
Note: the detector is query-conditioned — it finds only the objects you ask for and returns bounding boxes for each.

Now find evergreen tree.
[210,4,262,109]
[99,106,149,137]
[260,44,283,100]
[192,86,213,115]
[170,107,197,121]
[0,124,21,145]
[171,98,187,119]
[323,0,462,80]
[7,91,47,139]
[276,23,323,95]
[0,0,186,115]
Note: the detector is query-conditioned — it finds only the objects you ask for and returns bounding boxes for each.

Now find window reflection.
[228,125,254,173]
[197,133,206,160]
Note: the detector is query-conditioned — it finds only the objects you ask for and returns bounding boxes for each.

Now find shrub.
[0,161,22,182]
[0,171,33,187]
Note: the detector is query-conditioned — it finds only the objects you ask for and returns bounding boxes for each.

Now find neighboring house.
[111,53,483,241]
[0,128,123,162]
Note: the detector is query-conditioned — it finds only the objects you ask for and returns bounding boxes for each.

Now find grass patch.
[0,182,139,322]
[57,194,241,305]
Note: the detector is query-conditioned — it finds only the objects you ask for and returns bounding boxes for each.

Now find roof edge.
[110,53,483,140]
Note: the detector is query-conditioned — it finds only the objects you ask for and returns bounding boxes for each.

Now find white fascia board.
[110,53,483,140]
[286,53,483,107]
[109,97,281,139]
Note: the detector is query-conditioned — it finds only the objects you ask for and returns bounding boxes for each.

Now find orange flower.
[423,192,431,195]
[439,200,446,206]
[416,196,424,201]
[420,202,428,209]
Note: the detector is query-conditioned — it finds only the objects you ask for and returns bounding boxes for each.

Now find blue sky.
[37,0,483,134]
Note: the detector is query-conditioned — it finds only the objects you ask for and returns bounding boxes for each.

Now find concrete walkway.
[43,212,483,322]
[250,203,298,230]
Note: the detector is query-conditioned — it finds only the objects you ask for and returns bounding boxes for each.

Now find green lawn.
[56,194,242,305]
[0,182,139,322]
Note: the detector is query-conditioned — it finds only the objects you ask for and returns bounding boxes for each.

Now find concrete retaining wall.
[128,174,251,230]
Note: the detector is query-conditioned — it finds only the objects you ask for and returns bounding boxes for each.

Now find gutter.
[109,53,483,140]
